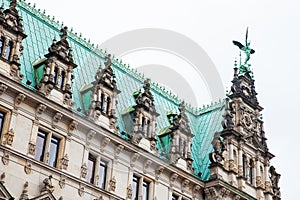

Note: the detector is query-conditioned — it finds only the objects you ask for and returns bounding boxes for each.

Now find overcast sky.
[25,0,299,198]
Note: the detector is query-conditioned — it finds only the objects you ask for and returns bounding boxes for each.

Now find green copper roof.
[4,0,225,180]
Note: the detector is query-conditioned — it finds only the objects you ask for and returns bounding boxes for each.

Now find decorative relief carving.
[155,166,164,180]
[170,173,178,187]
[3,129,14,146]
[68,120,78,131]
[53,112,63,123]
[100,137,110,152]
[81,163,87,179]
[109,176,116,192]
[114,144,124,160]
[0,83,8,95]
[130,153,140,168]
[20,181,29,200]
[60,154,69,170]
[1,150,9,165]
[86,130,96,145]
[28,141,36,155]
[209,134,225,164]
[14,93,26,105]
[78,184,84,197]
[59,175,66,189]
[36,104,47,116]
[192,185,201,198]
[143,159,152,173]
[41,175,55,193]
[0,172,5,184]
[181,179,190,191]
[24,161,32,174]
[126,184,132,199]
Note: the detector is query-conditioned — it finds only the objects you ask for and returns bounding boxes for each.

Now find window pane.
[87,154,96,183]
[132,176,139,200]
[48,136,59,167]
[0,38,3,54]
[142,180,149,200]
[0,111,5,136]
[99,160,107,188]
[5,42,12,60]
[53,67,58,83]
[35,131,47,161]
[172,194,179,200]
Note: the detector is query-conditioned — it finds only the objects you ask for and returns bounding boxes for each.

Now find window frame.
[132,174,152,200]
[35,128,64,168]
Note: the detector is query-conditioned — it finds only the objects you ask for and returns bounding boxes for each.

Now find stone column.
[238,149,243,177]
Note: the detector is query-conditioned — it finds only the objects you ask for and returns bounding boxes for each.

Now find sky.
[25,0,299,198]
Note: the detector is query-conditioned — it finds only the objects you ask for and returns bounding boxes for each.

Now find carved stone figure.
[269,166,281,197]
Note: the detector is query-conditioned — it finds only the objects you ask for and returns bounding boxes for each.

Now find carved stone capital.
[41,175,55,193]
[36,104,47,116]
[20,181,29,200]
[81,163,87,179]
[170,173,178,187]
[15,93,26,105]
[1,150,9,165]
[24,161,32,174]
[0,83,8,95]
[28,141,36,156]
[60,154,69,170]
[143,159,152,173]
[130,153,140,168]
[192,184,201,197]
[155,166,164,180]
[53,112,63,123]
[59,175,66,189]
[100,137,110,152]
[114,144,124,159]
[78,184,84,197]
[87,130,96,145]
[3,128,14,146]
[109,176,116,192]
[68,120,78,132]
[126,184,132,199]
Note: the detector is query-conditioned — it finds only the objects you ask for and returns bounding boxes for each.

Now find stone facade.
[0,1,281,200]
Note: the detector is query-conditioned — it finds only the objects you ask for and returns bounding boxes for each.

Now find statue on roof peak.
[233,27,255,73]
[9,0,17,9]
[104,54,112,68]
[60,26,68,41]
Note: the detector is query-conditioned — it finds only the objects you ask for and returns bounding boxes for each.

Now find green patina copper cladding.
[5,0,225,180]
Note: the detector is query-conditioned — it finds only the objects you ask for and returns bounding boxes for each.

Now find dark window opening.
[100,93,104,111]
[59,70,65,90]
[106,96,111,115]
[0,38,3,54]
[172,194,179,200]
[0,111,5,136]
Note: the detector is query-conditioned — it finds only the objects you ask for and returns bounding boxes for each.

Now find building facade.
[0,0,281,200]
